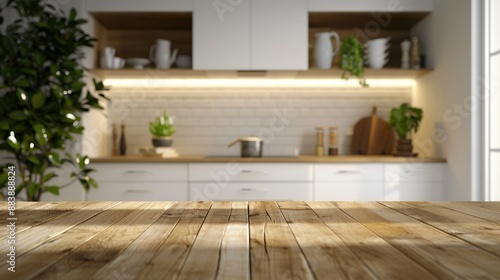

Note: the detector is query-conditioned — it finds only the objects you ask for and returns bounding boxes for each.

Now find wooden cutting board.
[351,107,395,155]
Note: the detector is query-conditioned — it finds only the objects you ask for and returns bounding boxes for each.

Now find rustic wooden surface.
[1,201,499,279]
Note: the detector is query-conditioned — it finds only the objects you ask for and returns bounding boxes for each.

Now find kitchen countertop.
[90,155,446,163]
[2,201,499,279]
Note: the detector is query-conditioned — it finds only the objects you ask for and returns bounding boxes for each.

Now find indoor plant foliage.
[0,0,109,200]
[389,103,423,156]
[149,111,176,147]
[340,36,368,87]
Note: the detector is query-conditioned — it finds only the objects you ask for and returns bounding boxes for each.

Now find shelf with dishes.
[90,67,432,80]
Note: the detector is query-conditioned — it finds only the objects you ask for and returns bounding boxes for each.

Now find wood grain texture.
[1,201,499,280]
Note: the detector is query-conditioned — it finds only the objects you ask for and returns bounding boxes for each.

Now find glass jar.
[328,127,338,156]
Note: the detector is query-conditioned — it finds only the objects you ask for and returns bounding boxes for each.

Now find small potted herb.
[149,111,176,147]
[389,103,423,156]
[340,36,368,87]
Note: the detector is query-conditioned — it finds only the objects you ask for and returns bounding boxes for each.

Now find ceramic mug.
[103,46,116,69]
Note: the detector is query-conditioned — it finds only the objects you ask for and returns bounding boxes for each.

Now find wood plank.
[33,202,171,279]
[137,201,212,280]
[91,202,190,280]
[342,201,500,279]
[216,201,250,280]
[249,201,315,280]
[430,201,500,223]
[310,201,439,280]
[0,201,94,239]
[0,202,119,256]
[382,201,500,258]
[278,201,377,280]
[0,202,144,279]
[176,201,233,280]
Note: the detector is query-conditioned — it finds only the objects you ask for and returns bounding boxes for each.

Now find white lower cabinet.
[87,163,189,201]
[190,182,312,201]
[189,163,313,201]
[384,163,445,201]
[314,163,384,201]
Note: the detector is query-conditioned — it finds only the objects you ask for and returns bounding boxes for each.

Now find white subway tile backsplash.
[106,86,411,156]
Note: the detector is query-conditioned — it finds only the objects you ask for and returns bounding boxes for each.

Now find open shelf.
[90,68,432,80]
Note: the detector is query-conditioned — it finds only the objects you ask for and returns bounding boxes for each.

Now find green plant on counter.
[339,36,368,87]
[0,0,109,201]
[389,103,423,139]
[149,111,176,137]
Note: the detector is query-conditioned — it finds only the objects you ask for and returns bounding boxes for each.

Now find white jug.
[150,39,178,69]
[314,32,340,69]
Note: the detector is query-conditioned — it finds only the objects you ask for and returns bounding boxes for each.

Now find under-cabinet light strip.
[103,79,414,88]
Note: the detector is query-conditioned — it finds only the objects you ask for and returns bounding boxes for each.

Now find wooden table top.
[1,201,499,279]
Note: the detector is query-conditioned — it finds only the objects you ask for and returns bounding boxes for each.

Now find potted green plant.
[339,36,368,87]
[149,111,176,147]
[389,103,423,156]
[0,0,109,201]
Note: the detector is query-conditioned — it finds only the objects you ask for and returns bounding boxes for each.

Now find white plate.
[126,58,150,69]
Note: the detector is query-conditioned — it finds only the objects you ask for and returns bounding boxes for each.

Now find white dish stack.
[364,37,391,69]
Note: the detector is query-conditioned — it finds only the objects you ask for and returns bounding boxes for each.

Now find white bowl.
[126,58,150,69]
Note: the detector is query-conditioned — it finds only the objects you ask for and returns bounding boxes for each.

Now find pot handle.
[228,138,241,148]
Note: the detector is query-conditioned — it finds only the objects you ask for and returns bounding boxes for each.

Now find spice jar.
[328,127,338,156]
[315,127,325,156]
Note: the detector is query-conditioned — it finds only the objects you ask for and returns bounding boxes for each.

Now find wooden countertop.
[2,201,498,279]
[90,155,447,163]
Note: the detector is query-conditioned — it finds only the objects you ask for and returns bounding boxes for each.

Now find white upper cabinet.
[194,0,308,70]
[251,0,308,70]
[308,0,433,12]
[86,0,193,12]
[193,0,251,70]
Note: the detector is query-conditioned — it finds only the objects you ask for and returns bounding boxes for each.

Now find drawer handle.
[125,170,151,174]
[337,170,361,174]
[240,188,267,193]
[125,190,152,194]
[239,170,268,175]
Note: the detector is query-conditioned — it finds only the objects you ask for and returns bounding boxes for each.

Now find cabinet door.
[251,0,308,70]
[86,0,193,12]
[190,182,312,201]
[193,0,251,70]
[385,183,443,201]
[87,182,188,201]
[315,182,384,201]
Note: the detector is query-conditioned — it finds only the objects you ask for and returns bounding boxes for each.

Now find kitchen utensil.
[351,107,395,155]
[411,36,421,69]
[328,127,339,156]
[228,137,264,158]
[315,127,325,156]
[314,32,340,69]
[175,55,192,68]
[103,46,115,69]
[150,39,178,69]
[401,40,411,69]
[126,58,150,69]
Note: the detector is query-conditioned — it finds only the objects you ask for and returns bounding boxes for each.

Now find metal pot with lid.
[228,137,264,158]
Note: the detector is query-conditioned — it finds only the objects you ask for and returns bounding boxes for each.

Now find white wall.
[412,0,473,200]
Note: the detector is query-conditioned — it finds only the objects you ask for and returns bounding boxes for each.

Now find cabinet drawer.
[384,163,444,182]
[314,182,384,201]
[385,182,443,201]
[189,182,312,201]
[86,182,188,201]
[189,163,313,182]
[90,163,188,182]
[314,164,383,182]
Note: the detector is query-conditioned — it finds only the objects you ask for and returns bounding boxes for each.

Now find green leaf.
[27,183,38,198]
[27,156,41,165]
[47,152,61,166]
[0,119,9,130]
[42,172,57,183]
[33,123,48,146]
[8,110,28,120]
[44,186,60,195]
[32,92,46,108]
[15,79,30,88]
[69,8,77,20]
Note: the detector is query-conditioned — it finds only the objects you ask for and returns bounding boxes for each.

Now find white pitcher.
[314,32,341,69]
[150,39,178,69]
